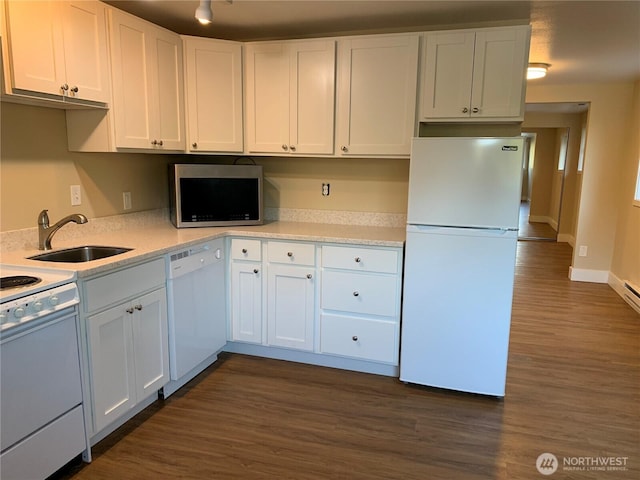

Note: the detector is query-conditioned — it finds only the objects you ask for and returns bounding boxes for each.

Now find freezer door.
[407,137,524,229]
[400,226,518,396]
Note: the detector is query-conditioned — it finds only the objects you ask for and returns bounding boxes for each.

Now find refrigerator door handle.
[407,224,518,238]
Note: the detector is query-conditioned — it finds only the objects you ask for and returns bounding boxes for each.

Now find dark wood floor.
[52,241,639,480]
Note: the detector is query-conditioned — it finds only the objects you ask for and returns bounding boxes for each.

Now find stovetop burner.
[0,276,42,290]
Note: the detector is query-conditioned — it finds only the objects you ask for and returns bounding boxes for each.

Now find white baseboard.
[557,233,575,246]
[569,267,609,283]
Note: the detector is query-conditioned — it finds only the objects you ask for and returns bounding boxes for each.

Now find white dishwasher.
[165,239,226,397]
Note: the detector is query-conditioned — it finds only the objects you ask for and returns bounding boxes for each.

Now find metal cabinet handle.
[125,307,134,314]
[61,83,69,92]
[70,86,78,93]
[352,335,358,341]
[253,268,259,274]
[134,304,143,311]
[307,274,312,279]
[282,144,288,151]
[353,291,359,297]
[354,257,361,263]
[287,251,293,257]
[462,107,469,113]
[341,145,348,152]
[151,140,157,146]
[242,248,248,254]
[472,107,479,113]
[289,145,296,151]
[158,140,163,146]
[192,142,198,148]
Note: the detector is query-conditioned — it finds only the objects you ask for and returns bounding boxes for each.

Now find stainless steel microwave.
[169,164,264,228]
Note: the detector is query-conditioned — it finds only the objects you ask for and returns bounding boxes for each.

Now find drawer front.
[322,245,399,273]
[84,258,165,313]
[321,271,398,317]
[268,241,315,266]
[230,238,262,261]
[320,313,398,364]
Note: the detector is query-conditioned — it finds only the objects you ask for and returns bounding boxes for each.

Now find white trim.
[569,267,609,283]
[557,233,575,246]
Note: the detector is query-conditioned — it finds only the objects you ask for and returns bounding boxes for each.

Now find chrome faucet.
[38,209,88,250]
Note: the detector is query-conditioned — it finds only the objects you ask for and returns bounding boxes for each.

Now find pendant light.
[195,0,213,25]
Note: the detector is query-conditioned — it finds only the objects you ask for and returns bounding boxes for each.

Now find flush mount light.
[527,63,551,80]
[195,0,213,25]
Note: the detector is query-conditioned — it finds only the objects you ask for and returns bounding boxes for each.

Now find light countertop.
[1,221,406,278]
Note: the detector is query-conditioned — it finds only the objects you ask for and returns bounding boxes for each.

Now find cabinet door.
[60,0,110,103]
[88,304,136,433]
[470,27,528,119]
[230,262,263,343]
[184,37,243,153]
[420,31,475,119]
[289,40,335,155]
[244,43,289,154]
[132,288,169,402]
[109,8,153,149]
[336,34,419,157]
[4,0,65,96]
[267,264,315,351]
[150,27,185,150]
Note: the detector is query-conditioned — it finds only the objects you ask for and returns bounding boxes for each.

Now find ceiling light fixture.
[527,63,551,80]
[195,0,213,25]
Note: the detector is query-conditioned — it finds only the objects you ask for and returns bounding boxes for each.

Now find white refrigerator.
[400,137,524,397]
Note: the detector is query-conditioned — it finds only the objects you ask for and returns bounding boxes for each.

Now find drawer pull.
[242,248,248,254]
[354,257,361,263]
[352,335,358,341]
[307,273,312,279]
[134,304,143,311]
[287,251,293,257]
[253,268,259,274]
[125,307,134,314]
[353,291,359,297]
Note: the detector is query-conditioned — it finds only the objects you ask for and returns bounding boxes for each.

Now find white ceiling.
[103,0,640,87]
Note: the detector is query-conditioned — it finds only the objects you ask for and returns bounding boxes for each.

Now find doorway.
[518,128,569,240]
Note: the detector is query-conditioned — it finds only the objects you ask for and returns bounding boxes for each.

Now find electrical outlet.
[322,183,330,196]
[123,192,132,210]
[578,245,588,257]
[70,185,81,206]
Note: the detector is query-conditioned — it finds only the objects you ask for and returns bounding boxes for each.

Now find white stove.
[0,264,79,335]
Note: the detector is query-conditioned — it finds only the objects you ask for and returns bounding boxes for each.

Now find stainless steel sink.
[28,246,133,263]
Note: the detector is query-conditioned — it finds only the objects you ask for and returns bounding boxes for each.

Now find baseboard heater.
[623,281,640,314]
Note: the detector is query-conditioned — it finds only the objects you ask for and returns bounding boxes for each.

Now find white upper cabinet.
[335,33,419,158]
[3,0,110,103]
[109,7,185,151]
[245,39,335,155]
[183,36,243,153]
[419,26,530,122]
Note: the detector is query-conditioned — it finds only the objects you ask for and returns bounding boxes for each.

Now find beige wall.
[526,82,636,275]
[524,128,555,219]
[0,102,409,232]
[610,80,640,287]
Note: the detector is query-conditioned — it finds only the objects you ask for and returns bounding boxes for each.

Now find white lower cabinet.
[266,242,316,351]
[83,258,169,435]
[229,239,263,344]
[320,245,402,365]
[227,238,403,371]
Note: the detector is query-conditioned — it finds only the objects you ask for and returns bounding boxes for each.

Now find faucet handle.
[38,209,50,227]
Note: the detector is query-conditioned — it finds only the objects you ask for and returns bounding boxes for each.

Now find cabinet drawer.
[320,313,398,364]
[84,258,165,313]
[321,271,398,317]
[322,245,398,273]
[268,241,315,266]
[230,238,262,261]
